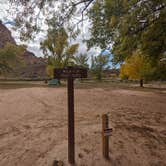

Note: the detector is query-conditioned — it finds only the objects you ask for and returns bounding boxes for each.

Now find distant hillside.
[0,21,16,48]
[0,20,47,78]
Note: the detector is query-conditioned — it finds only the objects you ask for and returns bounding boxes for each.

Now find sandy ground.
[0,86,165,166]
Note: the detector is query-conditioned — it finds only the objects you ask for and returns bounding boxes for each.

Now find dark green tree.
[88,0,166,64]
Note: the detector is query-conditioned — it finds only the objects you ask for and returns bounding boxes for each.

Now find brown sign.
[54,66,87,79]
[53,66,88,165]
[103,128,113,137]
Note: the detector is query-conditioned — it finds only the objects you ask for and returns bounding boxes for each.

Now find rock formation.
[0,20,16,48]
[0,21,47,78]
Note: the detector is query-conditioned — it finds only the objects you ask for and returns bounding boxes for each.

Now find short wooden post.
[102,114,109,159]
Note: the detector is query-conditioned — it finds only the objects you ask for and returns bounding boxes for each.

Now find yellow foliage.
[66,44,79,56]
[53,33,68,57]
[120,51,152,80]
[41,28,79,75]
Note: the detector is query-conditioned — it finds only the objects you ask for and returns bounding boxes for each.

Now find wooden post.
[68,77,75,165]
[102,114,109,159]
[140,79,143,87]
[54,67,87,165]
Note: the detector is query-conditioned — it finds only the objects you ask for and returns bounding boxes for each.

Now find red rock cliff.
[0,21,47,78]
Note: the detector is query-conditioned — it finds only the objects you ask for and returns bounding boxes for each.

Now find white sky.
[0,0,101,57]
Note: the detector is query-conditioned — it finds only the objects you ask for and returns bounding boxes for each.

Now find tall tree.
[88,0,166,64]
[8,0,166,60]
[40,27,79,77]
[8,0,166,81]
[120,50,154,87]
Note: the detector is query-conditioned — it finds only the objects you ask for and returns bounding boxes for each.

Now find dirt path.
[0,87,165,166]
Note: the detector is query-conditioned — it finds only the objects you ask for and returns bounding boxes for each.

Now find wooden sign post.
[54,66,87,165]
[102,114,112,159]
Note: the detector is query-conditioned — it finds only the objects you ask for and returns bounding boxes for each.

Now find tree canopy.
[9,0,166,62]
[9,0,95,40]
[7,0,166,81]
[88,0,166,64]
[40,26,79,77]
[120,50,154,81]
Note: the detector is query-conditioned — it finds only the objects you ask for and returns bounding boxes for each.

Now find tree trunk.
[140,79,143,87]
[58,79,61,85]
[97,72,102,81]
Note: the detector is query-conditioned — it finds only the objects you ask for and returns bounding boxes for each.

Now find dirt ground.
[0,86,165,166]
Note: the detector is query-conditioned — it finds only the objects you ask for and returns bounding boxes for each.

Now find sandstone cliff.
[0,21,47,78]
[0,20,16,48]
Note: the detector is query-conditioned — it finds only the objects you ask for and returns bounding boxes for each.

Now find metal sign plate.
[103,128,113,137]
[54,66,87,79]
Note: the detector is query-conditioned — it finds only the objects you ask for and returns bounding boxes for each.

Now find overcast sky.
[0,0,102,58]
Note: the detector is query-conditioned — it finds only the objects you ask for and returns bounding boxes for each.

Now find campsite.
[0,0,166,165]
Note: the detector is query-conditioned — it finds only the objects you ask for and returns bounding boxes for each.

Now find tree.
[40,27,79,78]
[0,43,25,76]
[8,0,166,81]
[120,51,154,87]
[88,0,166,64]
[8,0,166,61]
[74,53,89,68]
[9,0,95,40]
[91,54,110,80]
[149,56,166,81]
